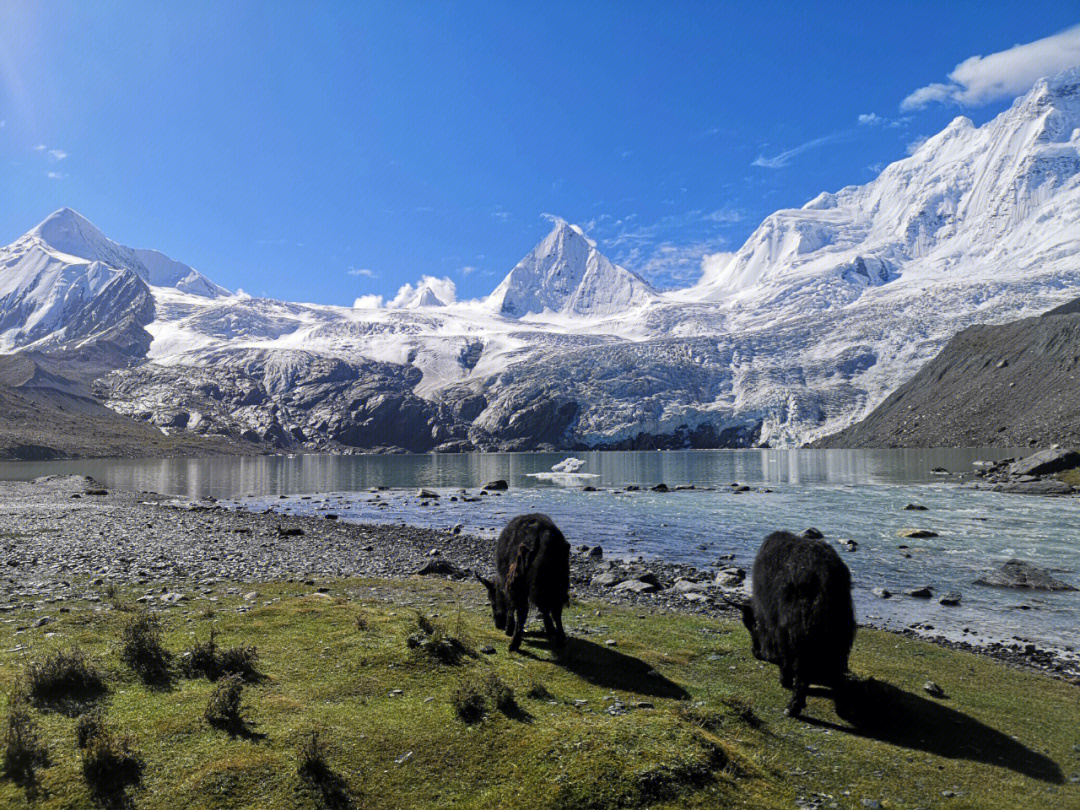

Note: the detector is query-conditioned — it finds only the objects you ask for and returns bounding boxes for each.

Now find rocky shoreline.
[1,475,1076,682]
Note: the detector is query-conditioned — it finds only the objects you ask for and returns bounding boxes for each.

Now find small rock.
[803,528,825,540]
[924,681,947,698]
[479,645,496,655]
[939,592,962,606]
[416,488,439,499]
[903,503,928,511]
[588,546,603,559]
[898,528,939,538]
[905,586,933,598]
[482,479,509,491]
[650,483,669,493]
[872,588,891,599]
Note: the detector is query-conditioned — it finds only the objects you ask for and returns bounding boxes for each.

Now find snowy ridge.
[7,72,1080,448]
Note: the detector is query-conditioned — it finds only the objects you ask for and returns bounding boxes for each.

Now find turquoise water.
[2,449,1077,654]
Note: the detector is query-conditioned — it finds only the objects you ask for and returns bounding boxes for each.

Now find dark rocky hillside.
[815,297,1080,449]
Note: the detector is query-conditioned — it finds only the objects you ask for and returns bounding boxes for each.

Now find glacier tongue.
[8,71,1080,450]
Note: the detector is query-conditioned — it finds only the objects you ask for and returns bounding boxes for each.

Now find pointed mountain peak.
[405,285,447,308]
[488,217,654,318]
[29,208,108,256]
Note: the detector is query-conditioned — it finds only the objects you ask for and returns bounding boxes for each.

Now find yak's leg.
[509,604,528,652]
[552,606,567,648]
[504,613,516,638]
[540,611,556,641]
[785,671,808,718]
[780,664,794,690]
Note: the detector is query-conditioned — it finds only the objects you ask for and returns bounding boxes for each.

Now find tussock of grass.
[119,613,172,683]
[181,630,260,682]
[204,674,245,731]
[2,691,48,785]
[25,648,106,706]
[73,710,105,750]
[406,612,473,665]
[80,725,142,802]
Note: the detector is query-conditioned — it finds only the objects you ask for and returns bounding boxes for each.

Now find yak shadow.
[518,635,690,700]
[802,678,1063,784]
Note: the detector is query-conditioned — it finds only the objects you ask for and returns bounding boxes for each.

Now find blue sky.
[2,2,1079,305]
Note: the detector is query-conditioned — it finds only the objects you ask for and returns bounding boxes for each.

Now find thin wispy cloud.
[33,144,46,151]
[752,131,849,169]
[906,135,929,155]
[48,149,67,161]
[347,267,375,278]
[459,265,478,276]
[588,208,743,288]
[858,113,883,126]
[46,171,66,179]
[901,23,1080,110]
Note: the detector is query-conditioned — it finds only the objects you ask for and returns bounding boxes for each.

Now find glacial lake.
[2,448,1078,657]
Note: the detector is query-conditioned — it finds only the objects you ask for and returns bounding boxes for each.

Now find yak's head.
[736,601,763,660]
[476,575,508,631]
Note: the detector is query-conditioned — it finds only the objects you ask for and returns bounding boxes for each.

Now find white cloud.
[901,24,1080,110]
[235,288,251,299]
[858,113,883,126]
[33,143,45,151]
[752,131,849,169]
[459,265,478,276]
[47,149,67,161]
[347,267,375,277]
[353,294,385,309]
[46,171,65,179]
[906,135,929,155]
[387,275,457,308]
[696,251,737,287]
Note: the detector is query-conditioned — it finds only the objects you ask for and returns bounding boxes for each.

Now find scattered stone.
[481,480,508,491]
[905,586,933,598]
[838,538,858,551]
[898,528,938,538]
[903,503,928,511]
[588,546,603,559]
[479,645,496,655]
[416,488,439,499]
[591,572,622,588]
[650,483,669,492]
[976,559,1077,591]
[872,588,891,599]
[924,681,947,698]
[613,578,659,595]
[939,592,962,606]
[415,560,468,579]
[1008,448,1080,478]
[803,528,824,539]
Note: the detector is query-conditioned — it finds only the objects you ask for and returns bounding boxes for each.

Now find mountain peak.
[29,208,108,257]
[488,219,654,318]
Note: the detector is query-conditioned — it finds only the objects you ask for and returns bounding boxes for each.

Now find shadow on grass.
[520,636,690,700]
[207,715,268,743]
[805,678,1064,784]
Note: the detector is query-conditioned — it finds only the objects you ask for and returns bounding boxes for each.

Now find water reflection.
[0,448,1024,499]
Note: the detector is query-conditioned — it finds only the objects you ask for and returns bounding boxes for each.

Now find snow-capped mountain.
[5,71,1080,452]
[487,218,656,318]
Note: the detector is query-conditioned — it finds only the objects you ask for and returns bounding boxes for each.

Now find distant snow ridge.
[6,71,1080,449]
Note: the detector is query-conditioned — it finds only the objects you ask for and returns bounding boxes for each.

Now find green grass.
[0,578,1076,809]
[1056,468,1080,487]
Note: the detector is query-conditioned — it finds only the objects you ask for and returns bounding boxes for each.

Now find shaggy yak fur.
[738,530,856,717]
[478,513,570,652]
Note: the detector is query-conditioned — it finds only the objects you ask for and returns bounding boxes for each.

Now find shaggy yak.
[478,513,570,652]
[735,530,856,718]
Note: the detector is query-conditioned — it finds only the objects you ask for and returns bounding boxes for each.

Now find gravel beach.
[2,475,1076,681]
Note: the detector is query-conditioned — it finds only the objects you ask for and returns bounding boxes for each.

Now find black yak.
[477,513,570,652]
[735,530,856,717]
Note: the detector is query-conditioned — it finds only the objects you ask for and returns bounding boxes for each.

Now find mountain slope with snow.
[6,73,1080,451]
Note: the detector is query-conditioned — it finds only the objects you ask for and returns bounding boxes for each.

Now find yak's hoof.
[784,703,804,718]
[508,639,522,653]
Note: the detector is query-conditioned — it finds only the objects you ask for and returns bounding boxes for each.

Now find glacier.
[4,71,1080,451]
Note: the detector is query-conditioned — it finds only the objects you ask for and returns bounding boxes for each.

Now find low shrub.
[182,631,259,681]
[204,673,245,730]
[81,728,142,800]
[74,710,106,749]
[25,648,106,705]
[120,612,172,683]
[2,691,48,783]
[482,672,517,715]
[406,613,472,665]
[450,680,487,724]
